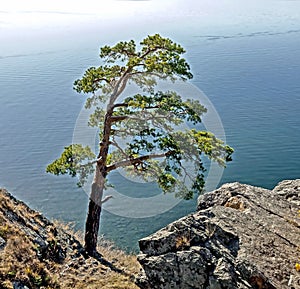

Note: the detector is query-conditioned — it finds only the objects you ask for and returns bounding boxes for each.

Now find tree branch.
[110,139,129,159]
[109,73,131,107]
[109,105,161,123]
[107,46,168,108]
[106,152,171,172]
[139,46,163,59]
[100,195,113,204]
[93,77,112,86]
[130,71,169,79]
[110,113,168,124]
[110,115,128,122]
[78,158,101,168]
[112,103,129,109]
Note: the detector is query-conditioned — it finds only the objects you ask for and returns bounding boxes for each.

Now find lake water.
[0,1,300,251]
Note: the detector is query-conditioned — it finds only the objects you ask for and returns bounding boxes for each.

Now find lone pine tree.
[46,34,233,256]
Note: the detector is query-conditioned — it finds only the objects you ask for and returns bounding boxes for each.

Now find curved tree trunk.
[84,165,106,256]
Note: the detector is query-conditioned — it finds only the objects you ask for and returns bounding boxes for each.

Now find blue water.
[1,3,300,251]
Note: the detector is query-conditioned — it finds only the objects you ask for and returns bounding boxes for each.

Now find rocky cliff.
[136,180,300,289]
[0,188,139,289]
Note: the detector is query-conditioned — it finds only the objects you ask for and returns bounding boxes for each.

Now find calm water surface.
[0,4,300,251]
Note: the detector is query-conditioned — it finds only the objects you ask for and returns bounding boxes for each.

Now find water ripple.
[194,29,300,41]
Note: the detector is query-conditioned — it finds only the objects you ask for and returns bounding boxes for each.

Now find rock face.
[0,188,83,261]
[0,188,86,288]
[136,180,300,289]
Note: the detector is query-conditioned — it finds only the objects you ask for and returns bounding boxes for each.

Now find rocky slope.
[0,188,139,289]
[136,180,300,289]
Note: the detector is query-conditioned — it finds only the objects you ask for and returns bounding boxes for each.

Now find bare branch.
[110,140,129,159]
[108,72,131,107]
[100,195,113,204]
[78,158,101,168]
[180,162,194,184]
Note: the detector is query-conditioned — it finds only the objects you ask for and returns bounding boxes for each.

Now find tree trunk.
[84,107,113,256]
[84,165,106,256]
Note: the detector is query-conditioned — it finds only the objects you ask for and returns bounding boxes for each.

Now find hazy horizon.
[2,0,300,31]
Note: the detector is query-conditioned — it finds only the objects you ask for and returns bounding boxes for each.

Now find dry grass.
[0,220,59,289]
[0,191,141,289]
[57,231,141,289]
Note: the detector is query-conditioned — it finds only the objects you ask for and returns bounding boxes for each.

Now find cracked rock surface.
[136,180,300,289]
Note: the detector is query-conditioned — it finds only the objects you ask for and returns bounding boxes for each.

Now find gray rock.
[272,179,300,206]
[136,180,300,289]
[34,237,48,253]
[13,281,30,289]
[0,236,6,250]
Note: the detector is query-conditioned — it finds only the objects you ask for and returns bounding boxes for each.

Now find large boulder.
[136,180,300,288]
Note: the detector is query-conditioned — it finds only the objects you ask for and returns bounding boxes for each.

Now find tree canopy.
[46,34,233,255]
